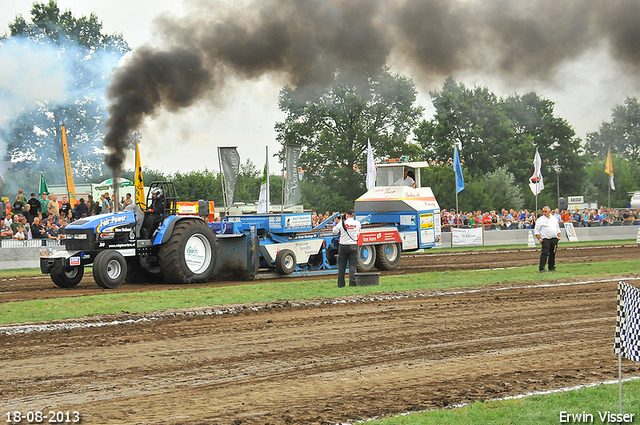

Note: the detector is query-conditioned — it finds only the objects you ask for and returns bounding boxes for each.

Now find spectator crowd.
[1,189,134,242]
[309,206,640,232]
[440,206,640,231]
[4,186,639,241]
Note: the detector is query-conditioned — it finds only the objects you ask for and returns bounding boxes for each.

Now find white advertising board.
[451,227,483,247]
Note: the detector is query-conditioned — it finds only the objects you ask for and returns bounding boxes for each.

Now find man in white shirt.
[534,206,562,273]
[393,170,416,187]
[332,209,362,287]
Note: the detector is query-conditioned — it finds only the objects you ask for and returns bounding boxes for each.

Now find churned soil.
[2,244,638,302]
[1,245,640,424]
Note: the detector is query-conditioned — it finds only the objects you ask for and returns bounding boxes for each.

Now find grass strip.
[2,259,639,326]
[368,379,640,425]
[433,238,637,252]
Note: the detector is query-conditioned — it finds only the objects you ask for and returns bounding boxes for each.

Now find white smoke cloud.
[0,36,74,127]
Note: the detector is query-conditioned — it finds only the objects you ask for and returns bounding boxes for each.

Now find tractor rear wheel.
[357,245,376,272]
[51,265,84,288]
[158,220,217,283]
[374,243,402,270]
[93,250,127,289]
[275,249,297,275]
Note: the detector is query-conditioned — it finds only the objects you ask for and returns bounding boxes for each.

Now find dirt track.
[2,244,639,303]
[2,246,640,424]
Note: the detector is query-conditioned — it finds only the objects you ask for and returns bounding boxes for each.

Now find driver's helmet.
[150,187,163,197]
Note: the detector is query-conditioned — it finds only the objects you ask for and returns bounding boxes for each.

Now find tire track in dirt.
[2,278,640,424]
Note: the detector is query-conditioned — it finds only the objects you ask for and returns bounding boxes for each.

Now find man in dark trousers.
[332,209,362,287]
[534,205,562,273]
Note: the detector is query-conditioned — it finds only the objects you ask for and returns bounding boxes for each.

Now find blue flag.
[454,145,465,193]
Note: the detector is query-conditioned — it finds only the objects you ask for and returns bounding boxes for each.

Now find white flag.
[529,148,544,196]
[257,146,270,214]
[366,139,376,190]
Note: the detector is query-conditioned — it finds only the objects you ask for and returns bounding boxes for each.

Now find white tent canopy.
[94,177,134,191]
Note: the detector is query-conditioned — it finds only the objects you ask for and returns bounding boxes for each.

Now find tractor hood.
[67,211,137,233]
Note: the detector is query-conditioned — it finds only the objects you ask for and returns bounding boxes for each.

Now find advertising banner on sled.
[451,227,483,247]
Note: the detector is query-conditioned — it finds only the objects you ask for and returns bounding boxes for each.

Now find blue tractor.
[39,181,217,289]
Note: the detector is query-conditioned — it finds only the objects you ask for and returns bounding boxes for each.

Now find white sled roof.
[355,186,439,213]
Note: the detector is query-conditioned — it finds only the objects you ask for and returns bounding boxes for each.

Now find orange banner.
[61,125,77,205]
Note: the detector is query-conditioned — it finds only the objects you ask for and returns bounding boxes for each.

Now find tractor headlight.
[74,234,88,240]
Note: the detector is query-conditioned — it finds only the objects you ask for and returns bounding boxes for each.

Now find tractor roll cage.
[147,181,179,217]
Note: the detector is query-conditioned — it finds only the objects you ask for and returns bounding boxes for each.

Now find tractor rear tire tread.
[158,220,216,284]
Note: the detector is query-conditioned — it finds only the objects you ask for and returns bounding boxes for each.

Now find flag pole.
[608,147,611,208]
[455,192,459,227]
[455,145,458,227]
[266,146,270,214]
[280,151,285,215]
[619,352,623,415]
[453,144,464,227]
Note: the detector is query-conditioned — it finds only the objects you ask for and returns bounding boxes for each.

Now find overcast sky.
[1,0,639,176]
[0,0,286,175]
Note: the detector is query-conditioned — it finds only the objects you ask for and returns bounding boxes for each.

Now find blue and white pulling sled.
[210,160,441,279]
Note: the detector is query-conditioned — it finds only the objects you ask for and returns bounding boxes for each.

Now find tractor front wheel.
[51,265,84,288]
[93,250,127,289]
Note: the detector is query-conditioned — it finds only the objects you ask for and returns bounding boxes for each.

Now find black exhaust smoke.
[104,48,212,173]
[102,0,640,175]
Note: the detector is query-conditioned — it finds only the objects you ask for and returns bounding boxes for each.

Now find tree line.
[2,2,640,213]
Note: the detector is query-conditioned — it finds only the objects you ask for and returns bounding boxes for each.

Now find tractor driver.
[142,188,165,239]
[393,169,416,188]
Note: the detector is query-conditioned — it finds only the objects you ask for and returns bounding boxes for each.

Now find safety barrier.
[0,226,638,270]
[1,239,63,248]
[438,225,640,247]
[441,221,640,232]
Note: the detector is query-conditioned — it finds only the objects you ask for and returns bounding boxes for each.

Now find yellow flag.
[135,137,146,209]
[61,125,77,205]
[605,148,615,190]
[605,148,614,176]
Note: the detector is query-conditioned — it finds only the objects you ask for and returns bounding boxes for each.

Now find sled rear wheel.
[357,245,376,272]
[275,249,297,275]
[374,243,402,270]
